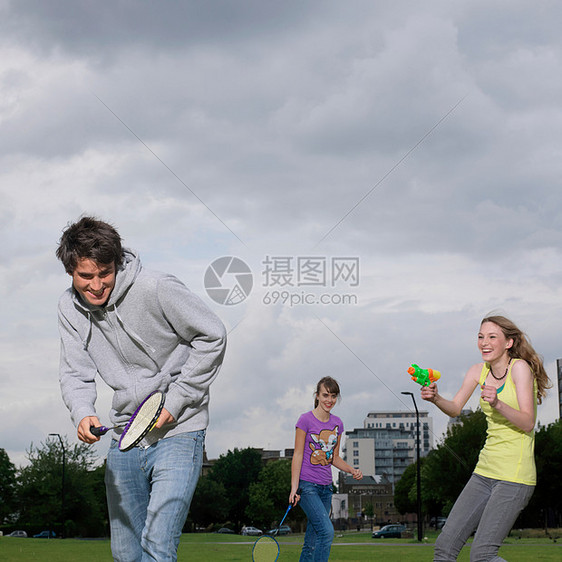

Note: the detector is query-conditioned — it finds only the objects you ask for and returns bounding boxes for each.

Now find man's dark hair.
[56,216,124,274]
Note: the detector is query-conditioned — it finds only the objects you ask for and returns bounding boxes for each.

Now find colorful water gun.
[408,364,441,387]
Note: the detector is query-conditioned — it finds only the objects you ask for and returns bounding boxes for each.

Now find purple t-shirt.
[296,411,344,485]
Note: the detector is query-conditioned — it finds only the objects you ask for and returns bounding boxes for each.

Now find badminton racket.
[90,391,165,451]
[252,501,296,562]
[251,535,279,562]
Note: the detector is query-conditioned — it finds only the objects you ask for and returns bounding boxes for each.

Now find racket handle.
[90,425,110,437]
[279,504,293,527]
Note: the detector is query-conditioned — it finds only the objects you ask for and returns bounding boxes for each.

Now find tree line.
[2,415,560,537]
[0,439,106,537]
[189,447,306,533]
[0,442,304,537]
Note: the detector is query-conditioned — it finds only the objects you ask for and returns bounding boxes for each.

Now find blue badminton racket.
[252,500,296,562]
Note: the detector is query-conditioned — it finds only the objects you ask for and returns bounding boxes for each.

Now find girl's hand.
[351,468,363,480]
[480,384,499,408]
[289,488,301,506]
[420,382,438,403]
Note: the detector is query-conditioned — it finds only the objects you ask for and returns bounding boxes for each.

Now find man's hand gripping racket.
[89,391,165,451]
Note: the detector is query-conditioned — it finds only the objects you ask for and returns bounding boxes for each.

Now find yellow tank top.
[474,359,537,486]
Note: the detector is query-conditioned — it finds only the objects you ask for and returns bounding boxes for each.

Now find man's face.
[71,258,116,306]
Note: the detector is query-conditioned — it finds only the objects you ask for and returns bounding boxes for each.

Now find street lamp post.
[401,391,422,542]
[49,433,66,538]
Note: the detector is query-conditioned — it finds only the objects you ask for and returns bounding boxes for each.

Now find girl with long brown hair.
[289,377,362,561]
[421,315,551,561]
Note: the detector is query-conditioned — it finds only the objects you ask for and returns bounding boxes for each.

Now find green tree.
[0,448,17,524]
[518,419,562,528]
[246,460,292,529]
[17,437,107,537]
[209,447,263,531]
[76,463,108,536]
[394,461,418,515]
[188,474,229,529]
[421,409,486,516]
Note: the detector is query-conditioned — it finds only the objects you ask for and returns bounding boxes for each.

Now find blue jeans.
[298,480,334,562]
[434,473,534,562]
[105,430,205,562]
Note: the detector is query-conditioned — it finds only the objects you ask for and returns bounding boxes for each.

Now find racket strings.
[252,536,279,562]
[119,392,163,450]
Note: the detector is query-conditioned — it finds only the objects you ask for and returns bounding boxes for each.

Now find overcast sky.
[1,1,561,469]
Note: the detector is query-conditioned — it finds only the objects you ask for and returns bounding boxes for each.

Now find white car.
[241,526,263,536]
[7,530,28,538]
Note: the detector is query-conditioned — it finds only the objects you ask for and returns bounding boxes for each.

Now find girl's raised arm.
[421,363,481,418]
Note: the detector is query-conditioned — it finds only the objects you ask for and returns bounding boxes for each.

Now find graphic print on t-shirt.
[309,425,339,466]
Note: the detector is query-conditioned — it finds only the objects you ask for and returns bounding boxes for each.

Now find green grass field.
[1,531,560,561]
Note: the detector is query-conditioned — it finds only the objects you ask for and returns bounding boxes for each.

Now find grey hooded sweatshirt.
[58,249,226,445]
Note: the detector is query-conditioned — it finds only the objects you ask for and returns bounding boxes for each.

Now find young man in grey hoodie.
[56,216,226,561]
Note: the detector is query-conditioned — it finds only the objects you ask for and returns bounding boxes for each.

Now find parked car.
[430,516,447,529]
[266,525,292,536]
[215,527,235,534]
[6,530,28,538]
[33,530,56,539]
[241,526,263,536]
[372,524,406,538]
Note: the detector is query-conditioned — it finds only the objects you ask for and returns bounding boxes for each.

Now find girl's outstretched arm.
[421,363,481,418]
[332,435,363,480]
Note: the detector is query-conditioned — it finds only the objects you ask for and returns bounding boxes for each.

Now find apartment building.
[343,410,433,484]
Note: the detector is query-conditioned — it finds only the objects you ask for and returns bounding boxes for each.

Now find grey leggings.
[434,473,534,562]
